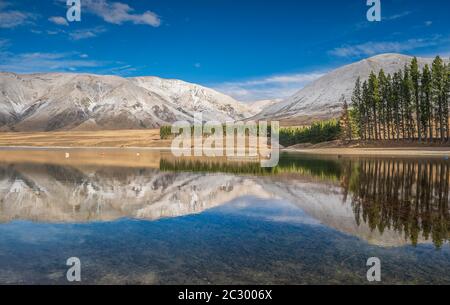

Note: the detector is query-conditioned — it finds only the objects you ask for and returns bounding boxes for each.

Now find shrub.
[279,119,341,147]
[160,126,173,139]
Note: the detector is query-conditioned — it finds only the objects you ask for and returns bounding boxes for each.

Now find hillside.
[0,72,254,131]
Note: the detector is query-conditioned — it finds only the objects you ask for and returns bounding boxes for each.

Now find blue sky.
[1,0,450,101]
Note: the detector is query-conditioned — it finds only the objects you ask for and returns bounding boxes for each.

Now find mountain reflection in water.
[0,151,448,248]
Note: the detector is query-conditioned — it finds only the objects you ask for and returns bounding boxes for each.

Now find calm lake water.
[0,149,449,284]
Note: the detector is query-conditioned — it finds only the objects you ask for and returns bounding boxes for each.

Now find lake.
[0,149,449,284]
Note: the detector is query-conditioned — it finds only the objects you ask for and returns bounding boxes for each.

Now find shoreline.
[0,145,449,157]
[282,147,450,157]
[0,146,173,151]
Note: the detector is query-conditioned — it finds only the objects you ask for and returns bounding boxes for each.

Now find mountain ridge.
[0,72,255,131]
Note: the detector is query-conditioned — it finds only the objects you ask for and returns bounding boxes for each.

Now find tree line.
[161,122,342,147]
[348,56,450,143]
[279,120,341,146]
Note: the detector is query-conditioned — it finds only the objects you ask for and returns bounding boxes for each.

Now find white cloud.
[47,29,62,35]
[84,0,161,27]
[0,51,103,73]
[212,72,325,102]
[0,38,9,49]
[0,0,37,28]
[425,21,433,27]
[69,26,107,40]
[383,11,412,21]
[329,37,446,58]
[0,10,35,28]
[48,16,69,26]
[107,64,137,75]
[418,50,450,59]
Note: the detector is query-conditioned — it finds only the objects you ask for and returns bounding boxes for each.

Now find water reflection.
[160,155,450,248]
[0,163,264,223]
[0,151,449,249]
[342,159,450,248]
[1,150,450,284]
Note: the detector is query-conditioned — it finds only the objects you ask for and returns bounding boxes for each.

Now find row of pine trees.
[349,56,450,143]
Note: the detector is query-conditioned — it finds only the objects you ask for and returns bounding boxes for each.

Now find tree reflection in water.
[341,158,449,248]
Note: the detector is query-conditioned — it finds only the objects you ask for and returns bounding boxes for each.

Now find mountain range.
[0,53,447,130]
[0,73,254,131]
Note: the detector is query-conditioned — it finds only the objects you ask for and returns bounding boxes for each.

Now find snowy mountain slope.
[255,53,448,124]
[131,77,254,121]
[248,99,282,114]
[0,72,253,131]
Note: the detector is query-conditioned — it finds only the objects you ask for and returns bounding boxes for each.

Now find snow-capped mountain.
[255,53,448,124]
[0,72,254,131]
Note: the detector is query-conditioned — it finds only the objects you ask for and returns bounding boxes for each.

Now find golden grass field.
[0,129,172,148]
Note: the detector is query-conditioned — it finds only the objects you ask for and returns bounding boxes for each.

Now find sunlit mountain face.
[0,151,449,284]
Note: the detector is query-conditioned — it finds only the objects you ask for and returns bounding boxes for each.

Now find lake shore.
[282,140,450,157]
[282,147,450,157]
[0,130,449,157]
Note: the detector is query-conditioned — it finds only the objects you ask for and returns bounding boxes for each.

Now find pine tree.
[362,81,370,140]
[444,60,450,141]
[411,57,422,142]
[351,77,363,140]
[402,65,414,140]
[378,70,389,140]
[368,72,380,140]
[392,72,402,141]
[385,74,394,140]
[339,95,352,141]
[432,56,445,142]
[421,64,433,142]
